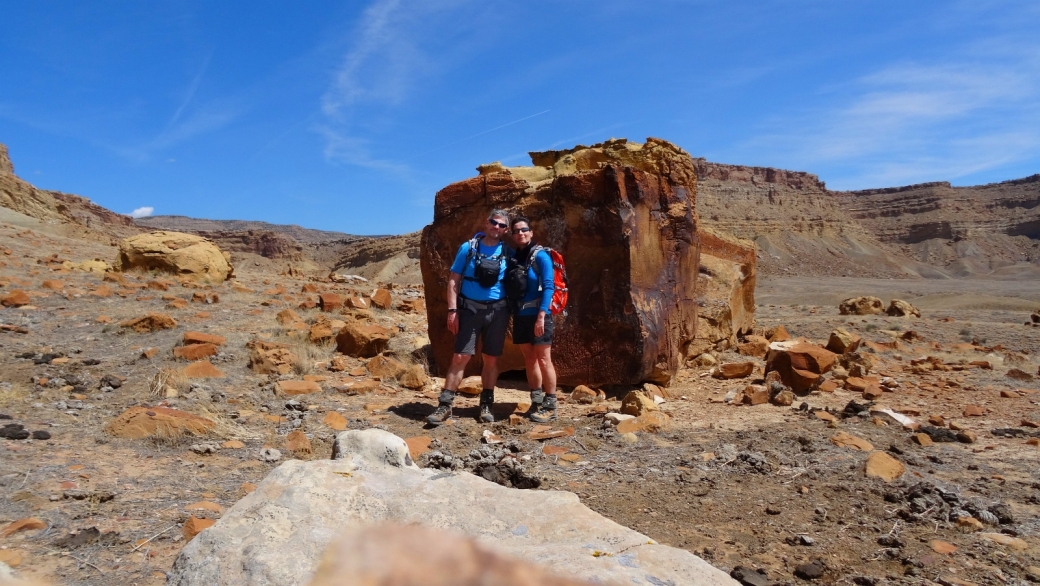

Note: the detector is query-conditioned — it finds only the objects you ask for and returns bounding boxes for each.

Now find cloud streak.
[747,42,1040,188]
[166,55,212,129]
[129,206,154,218]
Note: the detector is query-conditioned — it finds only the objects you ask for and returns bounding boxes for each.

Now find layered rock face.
[0,142,134,229]
[694,158,1040,279]
[835,177,1040,278]
[694,160,913,278]
[421,138,710,386]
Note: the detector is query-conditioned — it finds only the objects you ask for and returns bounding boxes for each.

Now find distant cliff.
[0,143,134,229]
[695,158,1040,279]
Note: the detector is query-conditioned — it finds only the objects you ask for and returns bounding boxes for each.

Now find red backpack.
[530,245,569,316]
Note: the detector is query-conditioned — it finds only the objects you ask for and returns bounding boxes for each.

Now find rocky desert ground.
[1,140,1039,586]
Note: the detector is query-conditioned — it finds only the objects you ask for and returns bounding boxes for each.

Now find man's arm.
[446,271,462,334]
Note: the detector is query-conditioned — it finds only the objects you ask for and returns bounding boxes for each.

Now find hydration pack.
[505,245,569,315]
[464,234,504,289]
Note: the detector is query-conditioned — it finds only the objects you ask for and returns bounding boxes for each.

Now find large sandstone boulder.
[839,296,884,315]
[168,429,734,586]
[420,138,706,386]
[118,231,233,283]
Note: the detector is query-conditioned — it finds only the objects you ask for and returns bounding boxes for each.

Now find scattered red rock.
[276,380,322,396]
[0,517,47,538]
[765,342,837,392]
[120,313,178,333]
[319,293,343,311]
[336,321,392,358]
[370,288,393,309]
[1,289,31,307]
[182,516,215,541]
[105,406,215,439]
[323,412,348,431]
[248,339,297,375]
[713,361,755,379]
[183,331,226,346]
[182,360,226,378]
[285,430,312,455]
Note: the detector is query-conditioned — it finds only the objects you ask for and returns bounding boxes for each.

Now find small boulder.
[0,290,30,307]
[120,313,177,333]
[319,293,343,312]
[183,331,226,346]
[620,390,657,416]
[713,362,755,379]
[839,296,884,315]
[106,406,215,439]
[736,335,769,358]
[570,385,599,404]
[887,299,921,318]
[336,321,392,358]
[765,341,837,392]
[825,329,861,354]
[398,365,429,389]
[370,288,393,310]
[865,451,905,482]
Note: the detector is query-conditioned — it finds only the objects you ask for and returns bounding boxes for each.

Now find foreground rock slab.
[168,429,735,586]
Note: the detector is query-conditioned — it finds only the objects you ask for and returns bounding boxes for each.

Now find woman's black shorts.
[512,314,554,346]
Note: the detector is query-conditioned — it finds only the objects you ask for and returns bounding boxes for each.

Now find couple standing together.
[426,209,557,426]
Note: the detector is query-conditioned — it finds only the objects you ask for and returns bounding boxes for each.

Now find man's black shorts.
[454,300,509,356]
[512,314,554,346]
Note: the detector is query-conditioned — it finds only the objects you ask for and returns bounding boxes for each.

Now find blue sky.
[1,1,1038,235]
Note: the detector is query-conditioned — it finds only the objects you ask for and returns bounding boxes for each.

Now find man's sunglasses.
[511,227,531,234]
[488,220,508,228]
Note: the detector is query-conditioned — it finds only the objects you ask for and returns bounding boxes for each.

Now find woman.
[509,216,557,423]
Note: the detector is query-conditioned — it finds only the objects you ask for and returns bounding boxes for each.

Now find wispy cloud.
[129,206,154,218]
[317,0,478,170]
[747,43,1040,188]
[166,55,211,129]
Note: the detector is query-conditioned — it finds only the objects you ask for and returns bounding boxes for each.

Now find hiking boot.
[530,394,557,423]
[479,389,495,423]
[426,390,455,426]
[527,388,544,415]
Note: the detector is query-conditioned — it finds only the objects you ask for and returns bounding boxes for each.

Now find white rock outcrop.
[168,429,736,586]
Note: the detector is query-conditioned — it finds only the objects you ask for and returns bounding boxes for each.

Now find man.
[427,209,511,426]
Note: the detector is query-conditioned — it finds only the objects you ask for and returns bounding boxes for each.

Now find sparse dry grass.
[0,382,29,407]
[283,335,336,376]
[149,367,189,398]
[193,404,263,442]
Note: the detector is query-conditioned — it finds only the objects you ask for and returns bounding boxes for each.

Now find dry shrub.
[285,336,336,376]
[149,367,189,398]
[192,404,263,442]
